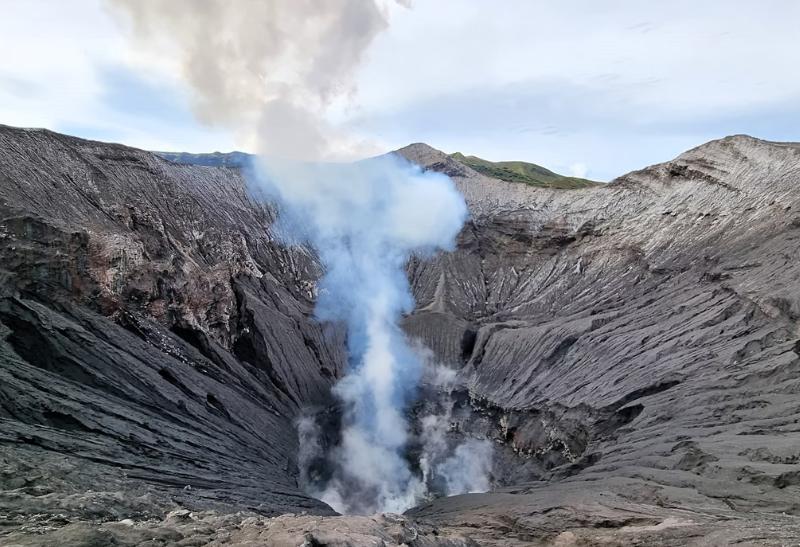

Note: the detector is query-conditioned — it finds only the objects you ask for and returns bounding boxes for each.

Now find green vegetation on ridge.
[450,152,599,189]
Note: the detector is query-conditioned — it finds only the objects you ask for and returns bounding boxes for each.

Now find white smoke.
[436,440,494,495]
[260,157,467,513]
[298,354,494,513]
[296,416,324,490]
[111,0,486,514]
[416,358,494,499]
[108,0,401,161]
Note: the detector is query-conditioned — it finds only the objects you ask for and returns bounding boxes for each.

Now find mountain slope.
[450,151,599,188]
[0,125,343,519]
[399,136,800,544]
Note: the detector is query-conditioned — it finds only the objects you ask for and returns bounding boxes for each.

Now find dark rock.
[4,126,800,544]
[0,124,343,519]
[397,137,800,543]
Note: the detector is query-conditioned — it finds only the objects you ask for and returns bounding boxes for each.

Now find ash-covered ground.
[3,124,800,544]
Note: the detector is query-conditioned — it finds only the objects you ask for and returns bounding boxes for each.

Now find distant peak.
[395,142,445,156]
[394,142,452,167]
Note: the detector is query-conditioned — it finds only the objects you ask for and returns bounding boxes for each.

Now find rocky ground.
[2,124,800,545]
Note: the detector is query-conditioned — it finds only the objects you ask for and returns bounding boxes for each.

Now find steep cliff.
[0,125,345,520]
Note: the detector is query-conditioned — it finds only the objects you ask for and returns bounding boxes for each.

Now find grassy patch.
[450,152,599,189]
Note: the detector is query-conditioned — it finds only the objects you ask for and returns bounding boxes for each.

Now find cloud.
[0,0,235,152]
[569,163,588,179]
[347,76,800,180]
[345,0,800,176]
[355,1,800,115]
[3,0,800,172]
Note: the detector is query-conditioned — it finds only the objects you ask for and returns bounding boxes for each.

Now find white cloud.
[568,163,588,179]
[0,0,235,152]
[354,1,800,117]
[0,0,110,128]
[345,0,800,177]
[1,0,799,170]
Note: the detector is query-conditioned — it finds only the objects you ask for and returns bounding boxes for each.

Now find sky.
[1,1,799,181]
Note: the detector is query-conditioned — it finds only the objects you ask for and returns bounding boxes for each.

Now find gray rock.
[3,124,800,544]
[398,137,800,543]
[0,124,342,518]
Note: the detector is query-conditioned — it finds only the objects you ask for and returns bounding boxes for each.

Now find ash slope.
[1,125,800,544]
[0,124,346,519]
[400,137,800,544]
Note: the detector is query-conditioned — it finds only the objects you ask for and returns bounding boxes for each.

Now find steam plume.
[108,0,396,160]
[263,157,467,513]
[111,0,478,513]
[416,358,494,499]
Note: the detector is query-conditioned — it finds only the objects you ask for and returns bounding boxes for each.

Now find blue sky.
[2,0,799,181]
